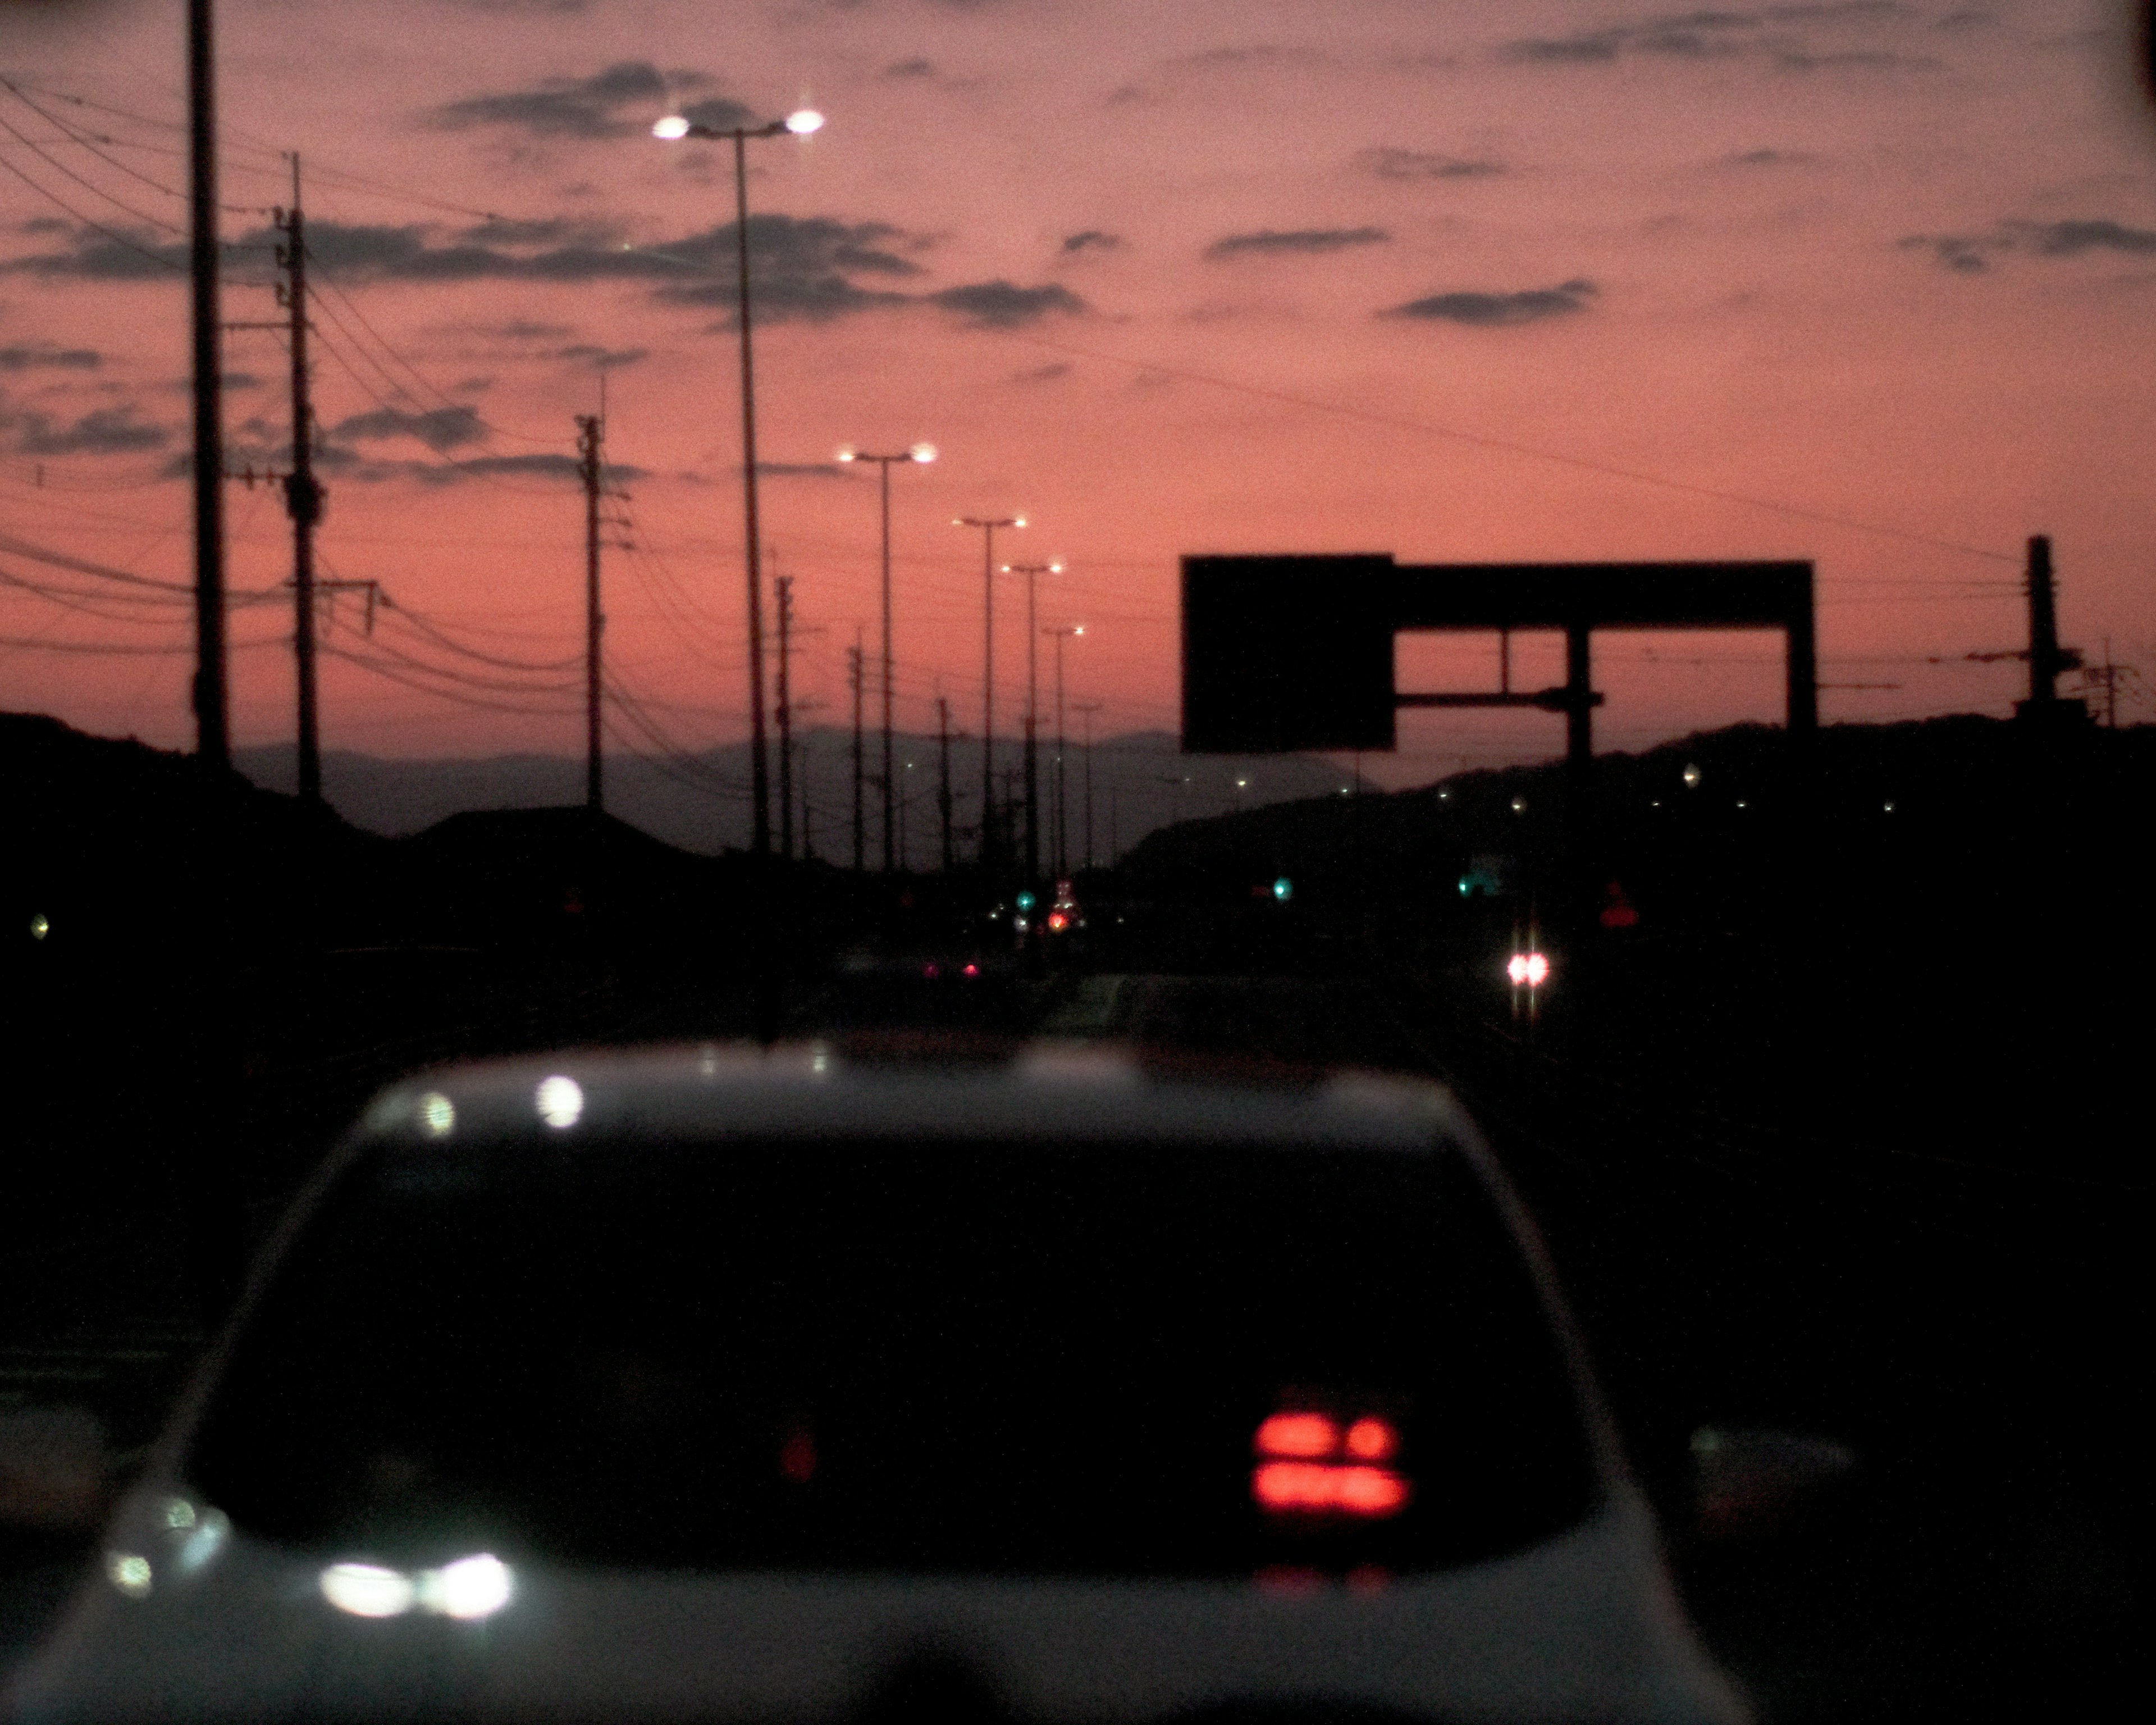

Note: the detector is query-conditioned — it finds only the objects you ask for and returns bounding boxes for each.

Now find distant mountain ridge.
[233,728,1355,860]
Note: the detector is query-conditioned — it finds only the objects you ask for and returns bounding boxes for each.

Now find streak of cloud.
[1062,229,1122,253]
[1357,148,1505,180]
[1205,227,1390,260]
[1900,216,2156,273]
[429,61,747,140]
[926,280,1087,327]
[0,342,99,372]
[1384,279,1598,326]
[333,405,487,453]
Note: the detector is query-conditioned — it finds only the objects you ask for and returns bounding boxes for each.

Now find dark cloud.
[17,217,69,236]
[1357,148,1505,180]
[1205,227,1390,259]
[1719,146,1816,165]
[547,344,650,367]
[1013,362,1072,383]
[0,341,99,372]
[926,280,1086,327]
[4,403,171,455]
[1499,7,1933,71]
[482,320,576,339]
[885,58,936,77]
[10,216,926,330]
[429,61,746,140]
[459,216,623,248]
[332,405,487,453]
[1062,229,1122,254]
[752,462,846,478]
[1384,279,1598,326]
[1900,217,2156,273]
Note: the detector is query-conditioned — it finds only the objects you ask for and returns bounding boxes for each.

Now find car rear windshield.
[187,1135,1598,1578]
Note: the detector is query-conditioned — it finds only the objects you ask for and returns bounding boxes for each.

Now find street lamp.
[838,441,936,873]
[652,102,824,864]
[1044,623,1084,879]
[955,515,1024,869]
[1001,560,1063,883]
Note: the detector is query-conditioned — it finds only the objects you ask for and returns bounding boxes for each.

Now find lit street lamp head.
[910,442,937,464]
[653,108,824,142]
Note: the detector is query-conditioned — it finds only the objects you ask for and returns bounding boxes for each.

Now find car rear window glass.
[186,1136,1597,1578]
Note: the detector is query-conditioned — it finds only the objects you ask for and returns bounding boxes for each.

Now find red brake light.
[1344,1417,1398,1461]
[1255,1412,1339,1458]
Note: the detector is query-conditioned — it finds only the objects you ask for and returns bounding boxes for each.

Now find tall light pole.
[1001,560,1062,883]
[1044,624,1082,880]
[955,515,1023,869]
[654,103,824,862]
[837,442,936,872]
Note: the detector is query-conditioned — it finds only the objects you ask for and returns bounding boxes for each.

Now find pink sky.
[2,0,2153,788]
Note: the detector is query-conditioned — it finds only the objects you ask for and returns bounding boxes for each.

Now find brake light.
[1255,1412,1339,1458]
[1251,1409,1409,1518]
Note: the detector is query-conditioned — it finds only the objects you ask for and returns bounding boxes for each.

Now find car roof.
[355,1040,1477,1156]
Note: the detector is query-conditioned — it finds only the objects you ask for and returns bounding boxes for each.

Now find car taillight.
[1251,1409,1409,1518]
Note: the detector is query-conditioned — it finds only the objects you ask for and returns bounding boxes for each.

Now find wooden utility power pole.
[188,0,228,769]
[275,160,325,805]
[1072,701,1102,872]
[774,574,796,859]
[937,696,954,874]
[577,413,604,810]
[849,635,865,871]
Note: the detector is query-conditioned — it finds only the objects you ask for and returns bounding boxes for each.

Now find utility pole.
[937,696,954,874]
[849,634,866,871]
[188,0,227,770]
[956,517,1024,871]
[1002,561,1061,884]
[275,159,325,806]
[774,573,796,858]
[1073,701,1102,873]
[1045,624,1080,879]
[577,412,604,811]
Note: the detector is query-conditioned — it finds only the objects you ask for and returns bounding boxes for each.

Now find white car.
[7,1043,1746,1724]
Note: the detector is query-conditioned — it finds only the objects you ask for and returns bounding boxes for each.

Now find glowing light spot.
[652,115,691,140]
[29,913,49,940]
[107,1553,152,1598]
[163,1499,196,1530]
[1883,800,1896,813]
[1682,763,1702,789]
[1272,877,1292,901]
[1253,1461,1335,1509]
[321,1562,414,1618]
[419,1554,514,1621]
[1507,952,1550,988]
[418,1092,455,1138]
[535,1075,583,1129]
[784,108,825,135]
[963,963,979,977]
[922,962,942,979]
[1510,796,1527,813]
[1255,1412,1339,1459]
[175,1509,229,1576]
[910,442,937,463]
[1344,1417,1398,1461]
[1335,1466,1411,1516]
[1047,912,1068,932]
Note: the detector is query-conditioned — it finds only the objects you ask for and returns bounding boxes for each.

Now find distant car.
[7,1044,1745,1725]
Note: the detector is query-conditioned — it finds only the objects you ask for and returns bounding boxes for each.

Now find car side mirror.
[1690,1425,1856,1541]
[0,1405,118,1535]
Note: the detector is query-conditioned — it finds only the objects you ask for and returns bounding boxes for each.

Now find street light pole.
[956,515,1022,870]
[654,103,824,865]
[1002,560,1061,884]
[1044,624,1082,879]
[838,442,935,873]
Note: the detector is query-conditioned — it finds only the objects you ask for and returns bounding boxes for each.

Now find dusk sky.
[2,0,2152,789]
